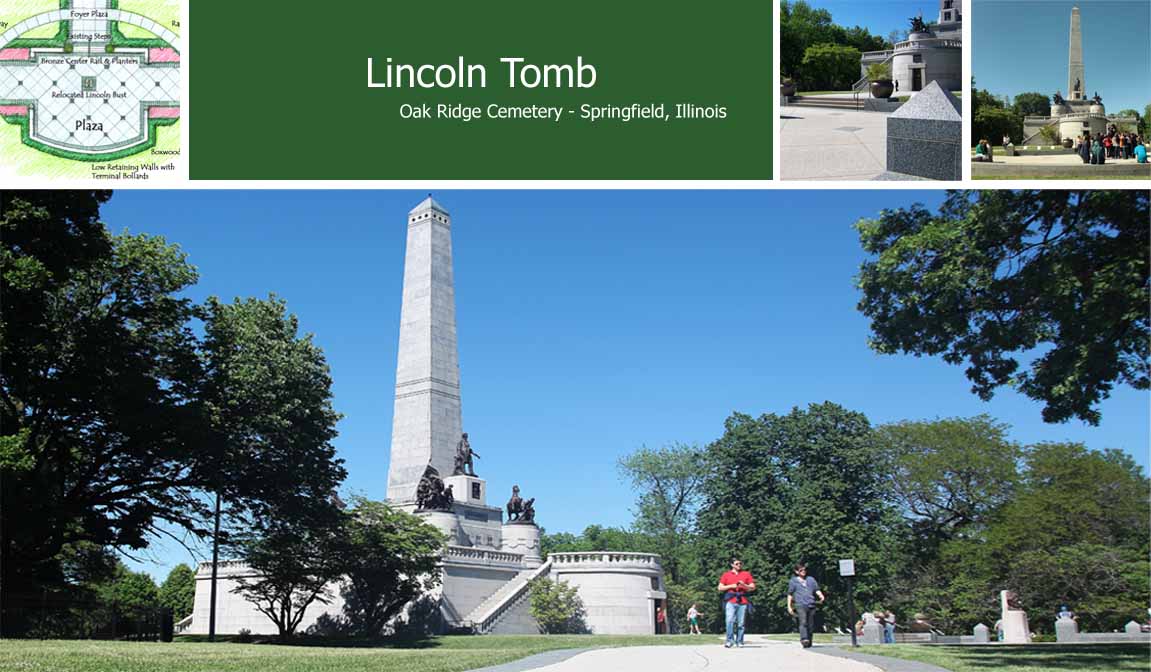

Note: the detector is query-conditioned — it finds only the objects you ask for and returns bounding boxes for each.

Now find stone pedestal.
[861,619,884,644]
[1124,621,1142,635]
[973,623,990,643]
[999,591,1030,643]
[417,510,463,545]
[444,474,487,507]
[1055,616,1079,642]
[501,523,542,568]
[885,81,961,180]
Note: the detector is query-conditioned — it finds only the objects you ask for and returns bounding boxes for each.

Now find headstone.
[999,590,1030,644]
[1125,621,1142,635]
[972,623,989,643]
[862,617,884,644]
[884,81,962,180]
[1055,616,1079,643]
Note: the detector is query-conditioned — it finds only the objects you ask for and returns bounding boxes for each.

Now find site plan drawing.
[0,0,182,181]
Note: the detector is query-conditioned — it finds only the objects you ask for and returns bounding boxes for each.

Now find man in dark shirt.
[717,558,755,648]
[786,563,825,648]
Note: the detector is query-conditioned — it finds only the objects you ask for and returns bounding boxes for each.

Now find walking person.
[718,558,755,648]
[786,563,825,648]
[687,604,702,635]
[883,610,897,643]
[656,606,666,634]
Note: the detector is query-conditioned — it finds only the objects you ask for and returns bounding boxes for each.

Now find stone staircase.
[461,560,552,633]
[785,96,862,111]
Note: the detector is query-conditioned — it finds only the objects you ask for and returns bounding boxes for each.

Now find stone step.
[787,97,863,110]
[461,566,540,624]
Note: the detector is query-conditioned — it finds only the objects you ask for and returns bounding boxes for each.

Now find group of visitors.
[974,130,1148,165]
[1075,130,1148,164]
[855,609,898,643]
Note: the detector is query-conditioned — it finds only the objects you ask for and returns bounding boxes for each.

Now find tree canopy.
[1,191,347,598]
[781,0,887,86]
[856,190,1150,425]
[696,403,902,633]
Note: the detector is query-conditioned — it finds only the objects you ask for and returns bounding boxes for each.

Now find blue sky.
[796,0,946,40]
[974,0,1151,114]
[100,190,1150,581]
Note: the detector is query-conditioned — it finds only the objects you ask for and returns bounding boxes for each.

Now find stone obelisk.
[386,196,463,504]
[1068,6,1084,100]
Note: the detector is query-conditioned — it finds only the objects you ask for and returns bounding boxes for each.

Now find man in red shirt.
[717,557,755,647]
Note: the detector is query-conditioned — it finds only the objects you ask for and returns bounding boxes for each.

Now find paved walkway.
[780,106,888,180]
[469,637,885,672]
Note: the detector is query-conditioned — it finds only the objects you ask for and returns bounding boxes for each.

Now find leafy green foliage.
[2,191,208,592]
[528,578,588,634]
[96,561,159,611]
[336,497,446,637]
[856,190,1150,424]
[781,1,887,84]
[158,564,196,620]
[800,43,861,91]
[617,443,704,582]
[865,62,891,82]
[973,106,1021,145]
[696,403,902,633]
[1012,92,1050,118]
[201,296,346,525]
[877,415,1019,556]
[231,503,347,640]
[2,192,348,597]
[541,525,653,558]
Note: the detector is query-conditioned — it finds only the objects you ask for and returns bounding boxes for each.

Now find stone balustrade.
[549,551,663,571]
[895,38,962,50]
[444,545,524,566]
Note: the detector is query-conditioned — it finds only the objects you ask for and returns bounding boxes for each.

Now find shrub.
[866,62,891,82]
[529,578,589,634]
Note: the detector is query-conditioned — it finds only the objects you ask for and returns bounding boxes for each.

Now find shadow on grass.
[175,634,444,649]
[924,644,1148,669]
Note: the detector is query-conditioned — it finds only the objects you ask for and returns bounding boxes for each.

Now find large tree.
[200,295,346,525]
[1012,92,1050,118]
[876,415,1020,556]
[856,190,1150,425]
[2,191,209,594]
[230,502,347,640]
[696,403,902,633]
[158,564,196,620]
[336,497,445,637]
[617,443,704,583]
[1,191,348,600]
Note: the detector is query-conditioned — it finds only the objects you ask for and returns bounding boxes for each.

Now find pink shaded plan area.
[0,48,31,61]
[0,105,29,117]
[149,106,180,119]
[149,48,180,63]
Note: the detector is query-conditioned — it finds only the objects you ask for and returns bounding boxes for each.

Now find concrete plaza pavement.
[780,107,888,180]
[469,636,886,672]
[971,151,1151,178]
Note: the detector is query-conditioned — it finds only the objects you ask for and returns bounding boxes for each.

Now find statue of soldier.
[1053,91,1064,105]
[443,484,454,508]
[520,498,536,524]
[455,432,480,476]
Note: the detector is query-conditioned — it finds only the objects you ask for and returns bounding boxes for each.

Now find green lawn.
[854,643,1150,672]
[0,635,700,672]
[764,632,838,643]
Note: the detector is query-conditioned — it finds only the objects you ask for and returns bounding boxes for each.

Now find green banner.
[189,1,771,180]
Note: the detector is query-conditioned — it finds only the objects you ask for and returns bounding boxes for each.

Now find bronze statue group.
[414,433,535,524]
